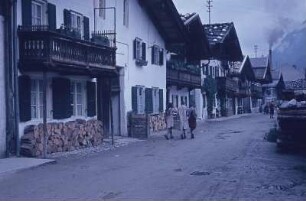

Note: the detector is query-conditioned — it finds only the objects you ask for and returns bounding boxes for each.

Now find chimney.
[269,48,272,69]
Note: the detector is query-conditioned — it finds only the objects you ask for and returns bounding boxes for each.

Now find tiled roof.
[285,79,306,90]
[250,57,268,68]
[203,23,232,45]
[271,70,281,81]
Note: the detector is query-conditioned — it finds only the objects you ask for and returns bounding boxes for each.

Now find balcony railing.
[216,77,239,93]
[18,26,116,73]
[166,61,201,88]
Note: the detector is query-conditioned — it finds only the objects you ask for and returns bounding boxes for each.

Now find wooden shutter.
[159,49,164,66]
[159,89,163,112]
[142,42,146,61]
[87,81,96,117]
[145,88,153,114]
[47,3,56,30]
[19,75,31,122]
[131,86,137,113]
[133,39,137,59]
[63,9,71,28]
[83,16,90,40]
[151,46,155,64]
[22,0,32,26]
[52,77,72,119]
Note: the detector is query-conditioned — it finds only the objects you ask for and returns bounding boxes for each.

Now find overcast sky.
[173,0,306,57]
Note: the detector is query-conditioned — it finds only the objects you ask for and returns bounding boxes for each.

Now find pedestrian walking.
[188,106,197,139]
[269,102,275,119]
[178,101,188,139]
[164,103,175,140]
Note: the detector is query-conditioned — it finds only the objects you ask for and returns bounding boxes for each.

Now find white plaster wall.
[168,86,189,107]
[194,89,203,119]
[0,15,6,157]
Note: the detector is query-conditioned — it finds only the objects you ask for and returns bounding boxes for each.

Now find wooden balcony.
[216,77,239,94]
[18,26,116,76]
[238,86,251,97]
[166,61,201,89]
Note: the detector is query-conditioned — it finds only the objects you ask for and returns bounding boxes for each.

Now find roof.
[204,23,232,45]
[203,22,243,61]
[250,57,268,68]
[230,56,255,81]
[285,79,306,90]
[271,70,281,80]
[140,0,188,46]
[181,13,210,60]
[280,65,304,82]
[250,56,272,83]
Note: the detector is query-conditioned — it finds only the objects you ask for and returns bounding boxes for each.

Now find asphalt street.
[0,114,305,200]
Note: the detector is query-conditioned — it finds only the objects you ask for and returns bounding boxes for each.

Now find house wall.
[168,86,189,108]
[101,0,166,136]
[0,13,6,157]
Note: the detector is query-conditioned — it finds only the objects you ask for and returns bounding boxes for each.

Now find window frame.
[136,86,145,114]
[70,10,83,37]
[30,79,43,120]
[71,81,86,117]
[31,0,47,26]
[152,87,159,114]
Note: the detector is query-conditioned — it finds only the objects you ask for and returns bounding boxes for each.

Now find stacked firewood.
[20,119,103,157]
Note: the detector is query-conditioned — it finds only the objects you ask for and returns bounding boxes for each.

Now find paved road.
[1,114,306,200]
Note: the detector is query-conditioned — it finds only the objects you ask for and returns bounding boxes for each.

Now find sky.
[173,0,306,58]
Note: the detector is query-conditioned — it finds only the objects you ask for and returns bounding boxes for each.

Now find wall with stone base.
[20,119,103,157]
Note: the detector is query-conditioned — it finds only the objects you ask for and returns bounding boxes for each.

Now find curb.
[0,158,56,178]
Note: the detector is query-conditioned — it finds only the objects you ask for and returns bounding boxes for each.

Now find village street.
[0,114,306,200]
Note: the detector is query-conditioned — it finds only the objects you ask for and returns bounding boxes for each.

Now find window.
[99,0,106,19]
[152,88,159,114]
[137,86,145,114]
[31,1,44,25]
[123,0,129,27]
[134,38,146,63]
[71,81,85,116]
[70,11,83,35]
[152,46,159,65]
[31,79,43,119]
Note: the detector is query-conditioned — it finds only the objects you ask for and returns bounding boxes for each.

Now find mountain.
[273,23,306,72]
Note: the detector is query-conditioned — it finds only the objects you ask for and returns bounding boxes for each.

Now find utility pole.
[254,45,258,58]
[206,0,213,24]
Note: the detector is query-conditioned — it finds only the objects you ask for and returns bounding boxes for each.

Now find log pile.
[149,113,166,132]
[20,119,103,157]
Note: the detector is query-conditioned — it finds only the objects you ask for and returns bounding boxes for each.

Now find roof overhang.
[139,0,188,50]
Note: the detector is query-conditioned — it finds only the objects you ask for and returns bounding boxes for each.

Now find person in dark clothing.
[188,106,197,139]
[269,102,275,119]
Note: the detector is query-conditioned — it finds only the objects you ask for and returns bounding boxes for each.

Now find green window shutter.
[145,88,153,114]
[133,39,137,59]
[18,75,31,122]
[151,46,155,64]
[159,89,163,112]
[131,87,137,113]
[142,42,146,61]
[87,81,96,117]
[22,0,32,26]
[47,3,56,30]
[52,77,72,119]
[83,16,90,40]
[159,49,164,66]
[63,9,71,28]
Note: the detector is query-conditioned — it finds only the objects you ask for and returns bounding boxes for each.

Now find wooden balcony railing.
[216,77,239,94]
[18,26,116,74]
[166,68,201,88]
